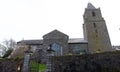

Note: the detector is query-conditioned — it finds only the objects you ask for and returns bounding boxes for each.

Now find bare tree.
[2,38,16,49]
[0,44,6,57]
[1,39,17,58]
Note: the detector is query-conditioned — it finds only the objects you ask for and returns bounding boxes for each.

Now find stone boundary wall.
[0,59,23,72]
[51,51,120,72]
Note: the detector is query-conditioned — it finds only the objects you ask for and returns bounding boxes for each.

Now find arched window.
[51,43,62,56]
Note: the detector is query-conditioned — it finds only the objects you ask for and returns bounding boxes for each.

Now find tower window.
[92,11,96,16]
[95,29,98,33]
[95,29,98,37]
[96,34,98,37]
[93,23,96,28]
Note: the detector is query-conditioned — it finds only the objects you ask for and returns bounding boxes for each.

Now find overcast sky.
[0,0,120,45]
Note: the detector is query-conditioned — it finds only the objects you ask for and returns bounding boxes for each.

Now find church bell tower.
[83,3,113,53]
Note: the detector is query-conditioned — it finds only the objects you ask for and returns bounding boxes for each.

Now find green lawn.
[30,61,46,72]
[39,64,46,72]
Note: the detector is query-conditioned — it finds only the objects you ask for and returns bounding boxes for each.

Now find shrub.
[2,48,13,58]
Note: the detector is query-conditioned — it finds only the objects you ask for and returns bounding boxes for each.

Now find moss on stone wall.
[51,51,120,72]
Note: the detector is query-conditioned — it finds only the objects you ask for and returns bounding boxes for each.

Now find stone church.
[17,3,113,58]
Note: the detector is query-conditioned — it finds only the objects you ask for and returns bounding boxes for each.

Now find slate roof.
[17,40,43,45]
[112,46,120,50]
[68,38,88,43]
[17,38,88,45]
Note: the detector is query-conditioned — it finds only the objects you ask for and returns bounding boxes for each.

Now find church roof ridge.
[43,29,69,38]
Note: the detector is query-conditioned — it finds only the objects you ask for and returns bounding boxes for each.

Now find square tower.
[83,3,113,53]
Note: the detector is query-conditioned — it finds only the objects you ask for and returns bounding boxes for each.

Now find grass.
[30,61,46,72]
[39,64,46,72]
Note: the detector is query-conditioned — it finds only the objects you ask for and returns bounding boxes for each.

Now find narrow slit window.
[92,11,96,16]
[95,29,98,33]
[95,29,98,37]
[96,34,98,37]
[93,23,96,28]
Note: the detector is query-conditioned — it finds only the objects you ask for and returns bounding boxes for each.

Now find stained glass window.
[51,43,62,56]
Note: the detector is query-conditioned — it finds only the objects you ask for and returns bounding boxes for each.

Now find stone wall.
[43,30,69,55]
[51,51,120,72]
[83,6,113,53]
[0,59,23,72]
